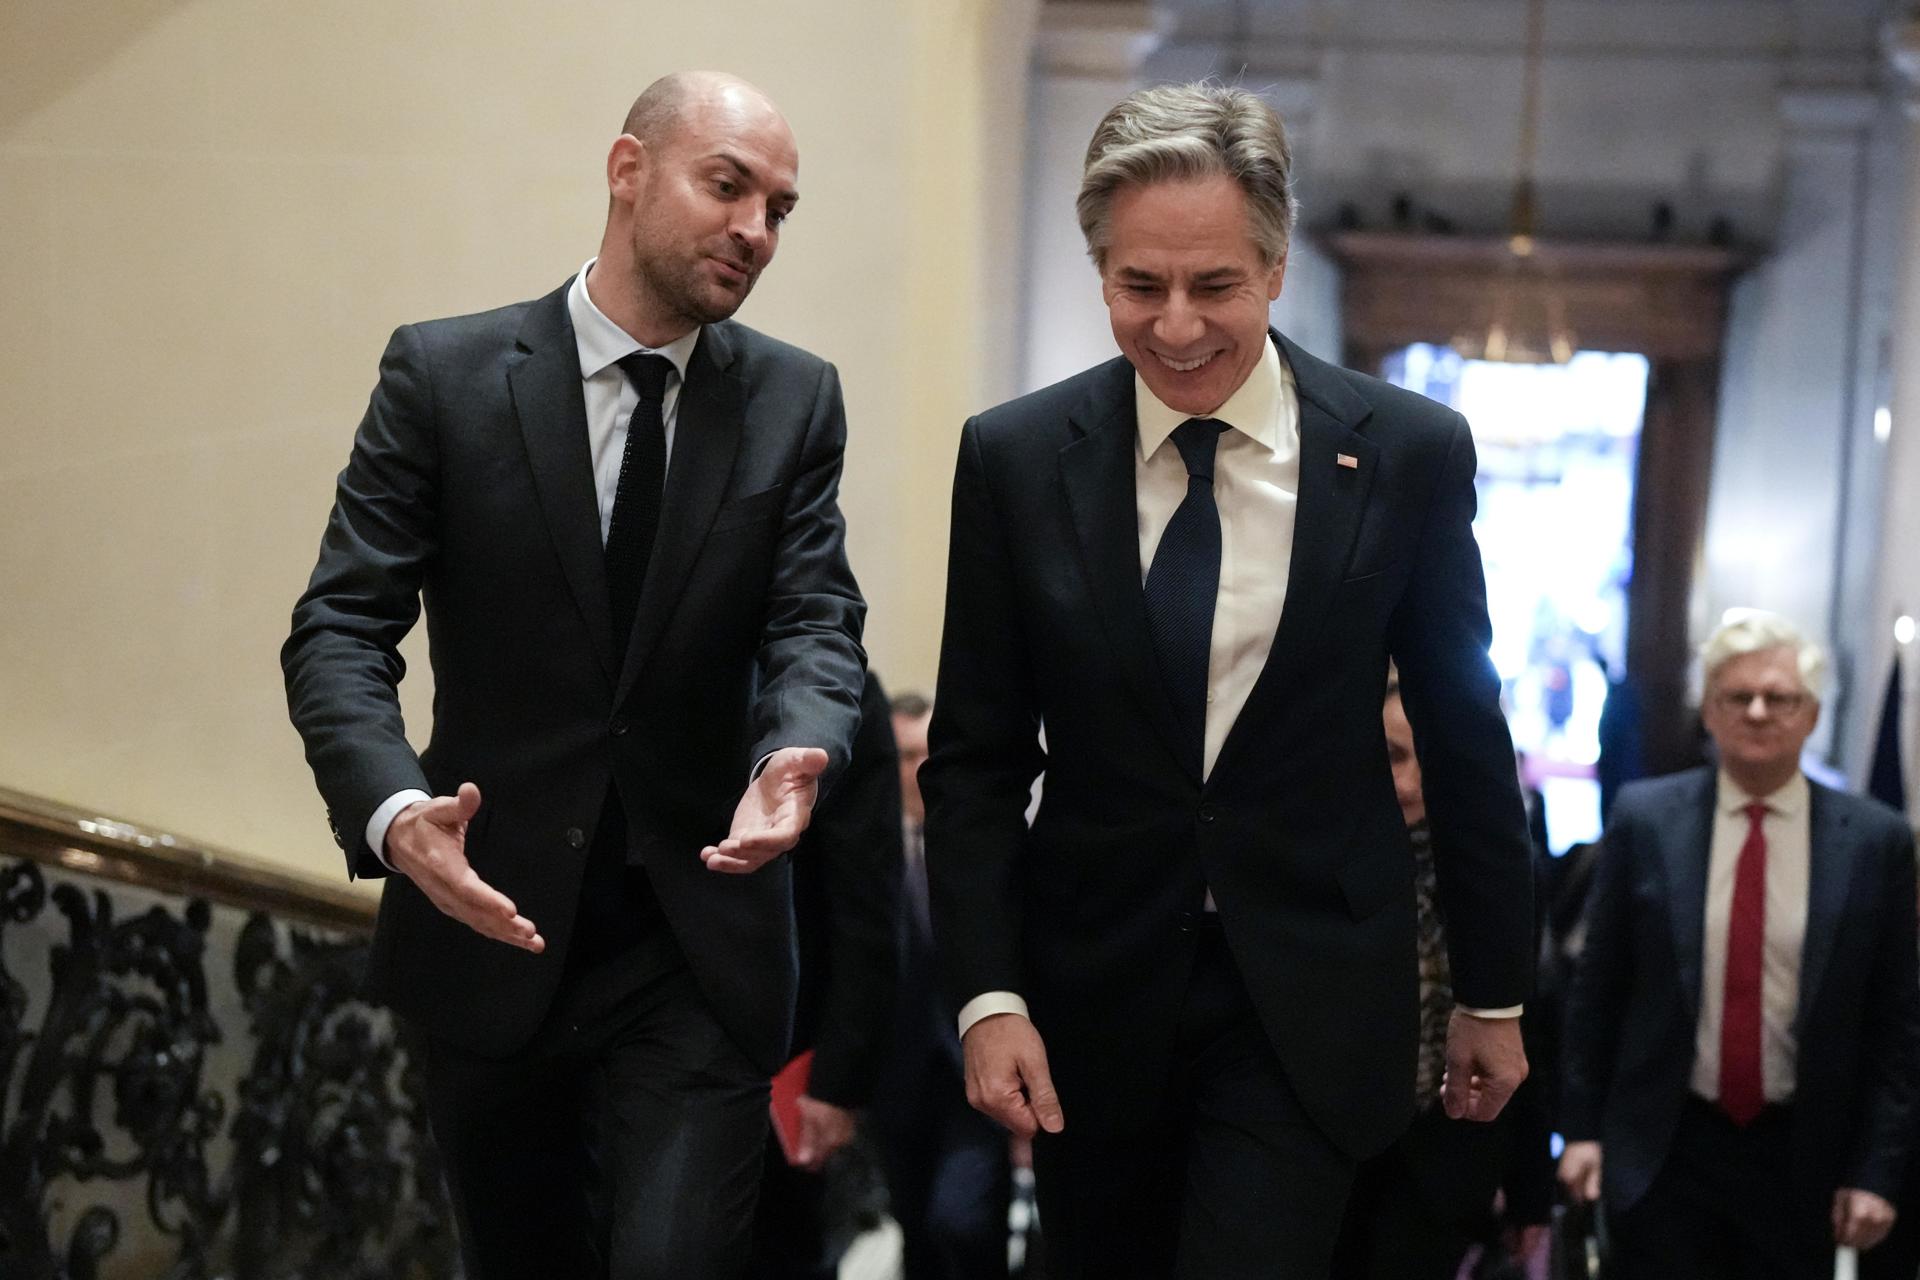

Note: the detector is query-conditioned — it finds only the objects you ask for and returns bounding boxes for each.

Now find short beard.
[633,242,750,329]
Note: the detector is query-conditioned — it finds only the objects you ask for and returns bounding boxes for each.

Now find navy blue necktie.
[1144,418,1229,776]
[606,353,674,664]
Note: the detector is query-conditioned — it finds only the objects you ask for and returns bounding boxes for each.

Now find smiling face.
[1100,173,1286,416]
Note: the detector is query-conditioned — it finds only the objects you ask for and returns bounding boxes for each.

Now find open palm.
[700,746,828,873]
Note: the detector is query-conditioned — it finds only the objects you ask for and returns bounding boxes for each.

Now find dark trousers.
[875,1063,1011,1280]
[1032,926,1356,1280]
[1331,1108,1481,1280]
[1607,1096,1826,1280]
[422,800,771,1280]
[746,1133,837,1280]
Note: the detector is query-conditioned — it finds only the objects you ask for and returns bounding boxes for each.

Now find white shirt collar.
[567,257,700,383]
[1135,333,1292,460]
[1716,769,1809,818]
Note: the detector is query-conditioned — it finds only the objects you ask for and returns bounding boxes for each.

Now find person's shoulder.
[1612,766,1714,824]
[707,319,831,380]
[401,286,564,361]
[1286,341,1463,438]
[1811,781,1915,844]
[969,356,1134,446]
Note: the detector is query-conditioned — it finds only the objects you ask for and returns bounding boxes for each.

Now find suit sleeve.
[1559,816,1639,1141]
[1387,413,1535,1008]
[920,419,1048,1015]
[1843,821,1920,1197]
[282,325,438,880]
[746,359,868,790]
[805,676,906,1108]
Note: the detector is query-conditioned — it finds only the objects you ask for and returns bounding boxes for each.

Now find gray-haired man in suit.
[1560,610,1919,1278]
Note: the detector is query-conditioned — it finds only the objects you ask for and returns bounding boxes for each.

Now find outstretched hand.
[385,783,544,953]
[700,747,829,873]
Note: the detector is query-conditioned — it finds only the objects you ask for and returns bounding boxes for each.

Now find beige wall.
[0,0,1035,880]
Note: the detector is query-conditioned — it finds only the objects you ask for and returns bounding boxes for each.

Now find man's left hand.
[701,747,829,873]
[1832,1188,1897,1251]
[791,1094,856,1172]
[1441,1009,1528,1122]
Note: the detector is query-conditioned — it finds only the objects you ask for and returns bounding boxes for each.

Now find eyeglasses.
[1712,688,1809,715]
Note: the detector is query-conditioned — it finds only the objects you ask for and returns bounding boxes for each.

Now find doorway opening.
[1382,343,1650,853]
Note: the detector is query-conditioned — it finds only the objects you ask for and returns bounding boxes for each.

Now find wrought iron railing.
[0,787,457,1280]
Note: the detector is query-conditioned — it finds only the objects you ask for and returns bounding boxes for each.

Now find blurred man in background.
[1560,610,1920,1278]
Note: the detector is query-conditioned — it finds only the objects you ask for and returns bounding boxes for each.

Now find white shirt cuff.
[365,789,432,871]
[1457,1004,1524,1018]
[957,991,1030,1040]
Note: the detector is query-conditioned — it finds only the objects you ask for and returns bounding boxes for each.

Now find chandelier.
[1452,0,1578,365]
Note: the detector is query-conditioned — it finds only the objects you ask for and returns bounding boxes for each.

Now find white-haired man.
[921,82,1536,1276]
[1559,610,1920,1278]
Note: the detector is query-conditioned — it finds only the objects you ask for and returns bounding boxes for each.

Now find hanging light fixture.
[1453,0,1578,364]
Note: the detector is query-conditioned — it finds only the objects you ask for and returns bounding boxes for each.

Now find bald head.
[622,71,789,153]
[593,70,800,347]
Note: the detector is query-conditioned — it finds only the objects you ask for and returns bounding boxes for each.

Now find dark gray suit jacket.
[1562,766,1920,1212]
[921,332,1535,1157]
[283,278,866,1071]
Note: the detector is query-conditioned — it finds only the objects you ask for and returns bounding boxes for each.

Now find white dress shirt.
[957,342,1301,1038]
[1135,338,1301,779]
[364,259,700,866]
[1690,770,1810,1104]
[956,339,1521,1039]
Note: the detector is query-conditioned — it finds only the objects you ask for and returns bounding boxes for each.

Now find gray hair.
[1699,609,1828,701]
[889,691,931,720]
[1077,82,1299,272]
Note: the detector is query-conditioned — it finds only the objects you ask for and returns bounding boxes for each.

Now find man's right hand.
[385,783,544,953]
[1557,1139,1603,1204]
[962,1013,1065,1139]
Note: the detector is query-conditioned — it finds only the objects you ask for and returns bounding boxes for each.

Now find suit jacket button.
[610,718,630,737]
[566,827,587,850]
[1199,809,1216,824]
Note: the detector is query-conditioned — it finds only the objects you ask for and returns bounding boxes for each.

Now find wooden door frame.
[1324,231,1750,775]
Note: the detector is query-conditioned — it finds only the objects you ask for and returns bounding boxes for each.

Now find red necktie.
[1719,800,1769,1126]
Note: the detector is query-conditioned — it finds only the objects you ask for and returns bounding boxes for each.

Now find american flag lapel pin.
[1336,452,1359,469]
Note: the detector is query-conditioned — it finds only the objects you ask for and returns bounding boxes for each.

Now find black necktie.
[606,353,674,664]
[1143,417,1229,776]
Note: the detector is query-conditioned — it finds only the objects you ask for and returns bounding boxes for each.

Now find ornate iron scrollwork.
[0,859,456,1279]
[227,914,455,1279]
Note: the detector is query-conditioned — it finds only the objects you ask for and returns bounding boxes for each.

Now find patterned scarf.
[1409,819,1454,1103]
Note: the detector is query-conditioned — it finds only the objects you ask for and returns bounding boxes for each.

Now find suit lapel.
[1664,771,1716,1018]
[1796,783,1853,1032]
[1057,359,1195,782]
[508,281,617,687]
[1212,335,1377,780]
[616,322,746,701]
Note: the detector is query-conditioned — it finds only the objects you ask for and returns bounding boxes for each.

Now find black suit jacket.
[788,672,904,1107]
[1561,766,1920,1212]
[920,332,1533,1157]
[283,279,866,1072]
